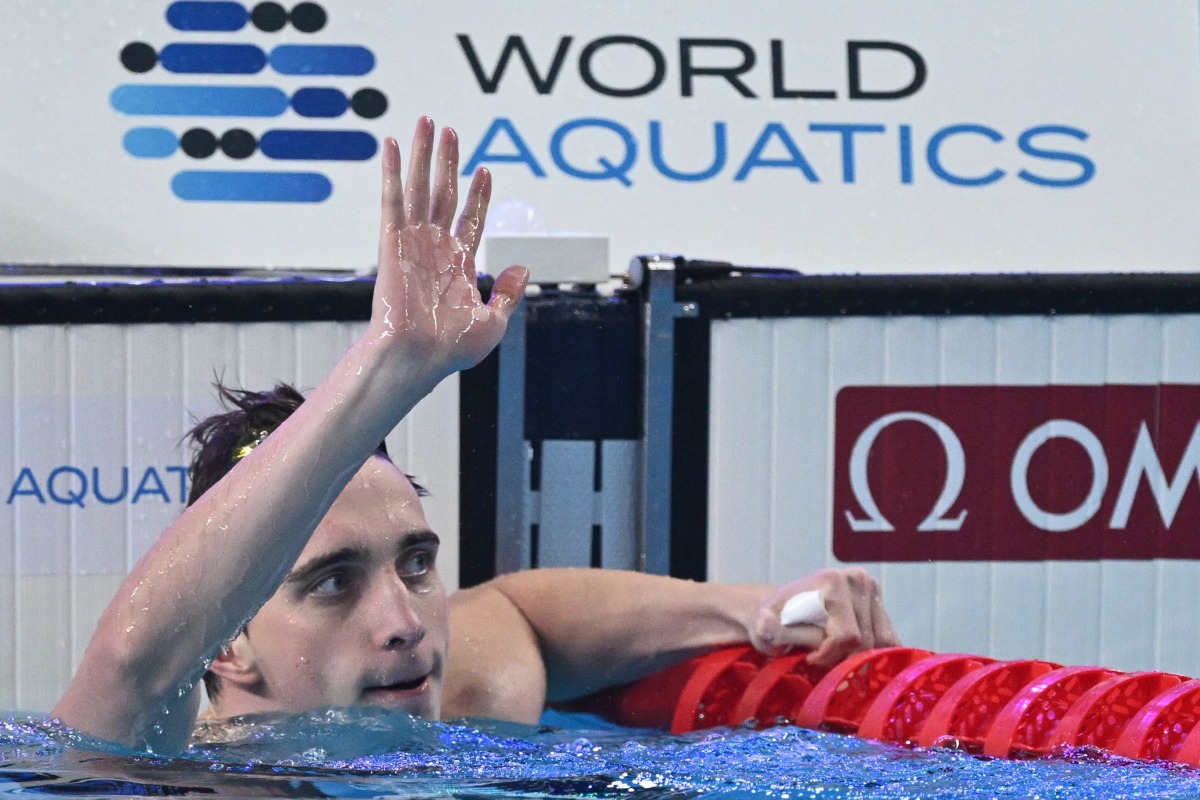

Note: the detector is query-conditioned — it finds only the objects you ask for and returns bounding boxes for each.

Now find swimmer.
[53,117,899,754]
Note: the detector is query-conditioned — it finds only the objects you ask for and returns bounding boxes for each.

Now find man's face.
[224,455,448,719]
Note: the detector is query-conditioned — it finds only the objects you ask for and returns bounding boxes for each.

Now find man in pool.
[53,118,898,754]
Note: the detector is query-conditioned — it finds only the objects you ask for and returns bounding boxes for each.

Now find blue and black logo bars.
[112,1,387,202]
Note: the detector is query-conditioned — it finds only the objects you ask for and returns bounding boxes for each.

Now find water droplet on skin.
[379,297,396,336]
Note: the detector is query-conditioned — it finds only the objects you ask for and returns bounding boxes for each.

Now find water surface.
[2,708,1197,799]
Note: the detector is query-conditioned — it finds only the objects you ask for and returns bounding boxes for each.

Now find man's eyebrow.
[285,532,438,585]
[285,547,367,585]
[404,530,439,548]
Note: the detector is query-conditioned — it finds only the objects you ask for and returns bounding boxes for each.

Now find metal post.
[494,296,530,575]
[638,255,697,574]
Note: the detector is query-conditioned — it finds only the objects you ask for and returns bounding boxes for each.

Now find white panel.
[14,327,72,709]
[878,318,941,651]
[710,312,1200,676]
[1038,316,1106,667]
[17,577,71,711]
[931,318,995,655]
[13,326,72,574]
[708,320,775,584]
[536,441,595,568]
[239,323,298,390]
[823,317,886,602]
[1099,317,1162,671]
[768,322,831,582]
[69,326,129,575]
[986,317,1051,661]
[1157,316,1200,674]
[600,440,639,571]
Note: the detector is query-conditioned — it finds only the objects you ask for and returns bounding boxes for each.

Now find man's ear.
[207,633,262,689]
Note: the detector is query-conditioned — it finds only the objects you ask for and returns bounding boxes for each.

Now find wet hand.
[749,568,900,668]
[372,117,528,376]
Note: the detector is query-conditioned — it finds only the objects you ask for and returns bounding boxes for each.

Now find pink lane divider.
[914,659,1060,752]
[1113,678,1200,762]
[981,666,1121,758]
[572,646,1200,766]
[1049,671,1185,753]
[794,647,935,735]
[730,652,826,730]
[668,646,765,733]
[857,653,995,745]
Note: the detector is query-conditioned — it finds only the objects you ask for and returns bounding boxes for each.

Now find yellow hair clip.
[234,429,270,460]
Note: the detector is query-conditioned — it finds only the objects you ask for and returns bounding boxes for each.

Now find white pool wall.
[709,313,1200,676]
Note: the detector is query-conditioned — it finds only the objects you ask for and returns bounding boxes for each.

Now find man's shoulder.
[443,584,546,723]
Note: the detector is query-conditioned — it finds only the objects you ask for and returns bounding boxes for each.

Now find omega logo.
[845,411,1200,534]
[846,411,967,532]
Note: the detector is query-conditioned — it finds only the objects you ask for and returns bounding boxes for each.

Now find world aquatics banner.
[3,1,1200,273]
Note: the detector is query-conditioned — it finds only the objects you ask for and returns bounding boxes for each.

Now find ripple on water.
[1,709,1199,799]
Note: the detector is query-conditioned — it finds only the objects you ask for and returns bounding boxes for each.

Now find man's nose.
[366,573,426,650]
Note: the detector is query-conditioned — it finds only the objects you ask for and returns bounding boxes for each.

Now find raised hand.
[372,117,528,377]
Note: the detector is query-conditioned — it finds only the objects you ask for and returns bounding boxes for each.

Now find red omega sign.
[832,385,1200,561]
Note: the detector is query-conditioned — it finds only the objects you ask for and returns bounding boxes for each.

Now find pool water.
[2,708,1198,799]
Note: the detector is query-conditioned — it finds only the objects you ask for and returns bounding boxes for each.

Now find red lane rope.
[579,646,1200,766]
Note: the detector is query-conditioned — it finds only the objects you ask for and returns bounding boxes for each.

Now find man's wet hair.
[185,381,426,700]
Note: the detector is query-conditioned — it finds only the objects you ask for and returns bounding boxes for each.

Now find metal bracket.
[637,254,696,574]
[494,295,530,575]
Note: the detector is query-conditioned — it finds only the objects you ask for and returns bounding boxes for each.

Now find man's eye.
[398,549,435,578]
[311,572,348,596]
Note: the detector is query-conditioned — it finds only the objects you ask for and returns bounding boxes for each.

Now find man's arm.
[52,118,528,753]
[443,567,897,721]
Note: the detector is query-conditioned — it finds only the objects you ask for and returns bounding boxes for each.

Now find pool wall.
[688,273,1200,678]
[6,271,1200,713]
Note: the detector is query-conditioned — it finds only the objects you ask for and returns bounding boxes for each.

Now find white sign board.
[708,313,1200,676]
[2,1,1199,273]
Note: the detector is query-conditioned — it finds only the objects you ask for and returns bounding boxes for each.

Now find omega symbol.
[845,411,968,532]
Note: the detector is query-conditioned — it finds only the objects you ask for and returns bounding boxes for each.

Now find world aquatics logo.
[112,1,387,203]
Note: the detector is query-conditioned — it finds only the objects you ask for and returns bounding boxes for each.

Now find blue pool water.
[2,708,1198,799]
